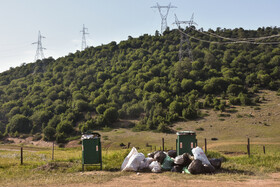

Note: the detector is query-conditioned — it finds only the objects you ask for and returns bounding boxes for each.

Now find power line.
[81,24,89,51]
[177,28,280,45]
[32,31,46,61]
[188,27,280,43]
[151,2,177,34]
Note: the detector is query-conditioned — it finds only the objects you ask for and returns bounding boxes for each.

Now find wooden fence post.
[205,138,207,154]
[263,145,266,154]
[127,142,131,149]
[247,138,250,157]
[52,142,54,160]
[162,138,165,151]
[20,147,23,165]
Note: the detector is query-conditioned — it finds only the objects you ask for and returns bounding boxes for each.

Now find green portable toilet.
[176,131,197,156]
[82,132,102,171]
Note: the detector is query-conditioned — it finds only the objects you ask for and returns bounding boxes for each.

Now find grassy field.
[0,90,279,186]
[0,143,279,186]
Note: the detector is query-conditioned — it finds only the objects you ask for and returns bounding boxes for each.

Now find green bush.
[56,120,74,135]
[43,126,56,141]
[103,107,119,123]
[6,114,32,134]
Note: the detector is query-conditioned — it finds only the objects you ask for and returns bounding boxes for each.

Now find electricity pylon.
[174,14,198,62]
[32,31,46,61]
[81,24,89,51]
[151,3,177,34]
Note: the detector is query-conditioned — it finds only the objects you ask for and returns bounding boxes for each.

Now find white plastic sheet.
[149,161,161,173]
[192,147,211,165]
[121,147,145,171]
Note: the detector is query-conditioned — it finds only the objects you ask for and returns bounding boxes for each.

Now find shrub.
[74,100,88,112]
[56,132,67,143]
[56,120,74,135]
[7,114,32,133]
[103,107,119,123]
[181,79,194,91]
[182,105,198,120]
[96,104,107,114]
[238,93,251,106]
[43,126,56,141]
[227,84,244,96]
[157,122,170,133]
[229,96,241,105]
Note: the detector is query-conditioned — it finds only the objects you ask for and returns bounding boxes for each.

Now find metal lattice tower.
[81,24,89,51]
[32,31,46,61]
[151,3,177,34]
[174,14,198,62]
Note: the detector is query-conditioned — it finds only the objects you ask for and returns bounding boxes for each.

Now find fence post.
[263,145,266,154]
[247,138,250,157]
[52,142,54,160]
[20,147,23,165]
[204,138,207,154]
[162,138,165,151]
[127,142,131,149]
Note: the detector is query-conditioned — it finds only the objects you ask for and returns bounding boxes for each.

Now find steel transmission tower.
[174,14,197,62]
[32,31,46,61]
[81,24,89,51]
[151,3,177,34]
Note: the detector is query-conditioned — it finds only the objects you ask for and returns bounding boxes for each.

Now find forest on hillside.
[0,27,280,143]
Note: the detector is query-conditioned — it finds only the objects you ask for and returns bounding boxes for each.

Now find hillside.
[0,27,280,143]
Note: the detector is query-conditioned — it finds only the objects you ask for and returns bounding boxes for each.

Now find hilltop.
[0,27,280,143]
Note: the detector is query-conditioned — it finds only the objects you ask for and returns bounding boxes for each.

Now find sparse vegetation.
[196,127,204,131]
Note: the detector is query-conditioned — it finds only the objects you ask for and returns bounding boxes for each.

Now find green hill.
[0,27,279,143]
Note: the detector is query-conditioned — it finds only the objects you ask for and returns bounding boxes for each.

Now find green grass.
[0,146,135,186]
[0,143,279,186]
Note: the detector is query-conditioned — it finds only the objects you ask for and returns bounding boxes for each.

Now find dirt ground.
[7,137,54,147]
[46,172,280,187]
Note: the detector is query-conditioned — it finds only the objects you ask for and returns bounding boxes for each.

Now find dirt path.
[102,173,280,187]
[47,173,280,187]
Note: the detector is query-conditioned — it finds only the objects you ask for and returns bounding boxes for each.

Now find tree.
[73,100,88,112]
[227,84,244,96]
[181,79,194,92]
[169,101,182,115]
[103,107,119,123]
[182,105,198,120]
[7,114,32,133]
[56,120,74,135]
[93,95,107,106]
[43,126,56,141]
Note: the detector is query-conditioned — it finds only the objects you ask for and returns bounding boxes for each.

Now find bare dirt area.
[44,172,280,187]
[6,137,54,147]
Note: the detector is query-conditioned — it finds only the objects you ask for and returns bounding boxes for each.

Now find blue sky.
[0,0,280,73]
